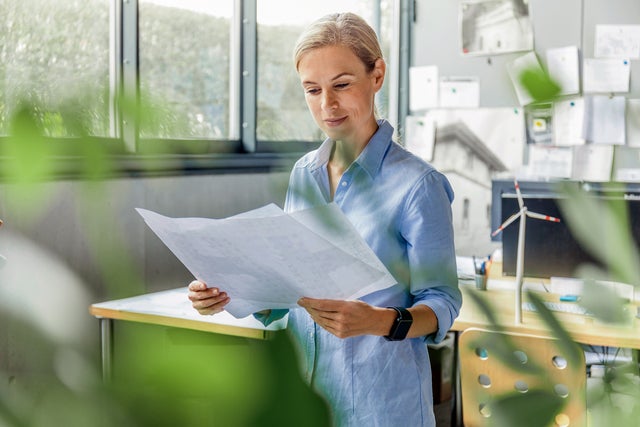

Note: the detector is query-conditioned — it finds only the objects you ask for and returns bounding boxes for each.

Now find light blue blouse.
[264,119,461,426]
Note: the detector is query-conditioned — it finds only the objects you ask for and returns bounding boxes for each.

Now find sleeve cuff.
[253,308,289,326]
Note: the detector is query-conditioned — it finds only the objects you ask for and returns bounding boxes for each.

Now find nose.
[321,90,337,111]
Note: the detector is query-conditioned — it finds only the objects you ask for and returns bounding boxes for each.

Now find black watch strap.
[384,306,413,341]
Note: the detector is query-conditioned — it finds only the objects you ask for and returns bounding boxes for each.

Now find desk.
[89,287,287,381]
[453,281,640,348]
[449,279,640,426]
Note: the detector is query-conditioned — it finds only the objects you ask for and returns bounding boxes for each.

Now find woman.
[189,12,461,426]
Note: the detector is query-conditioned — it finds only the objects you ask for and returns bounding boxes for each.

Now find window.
[0,0,110,137]
[256,0,393,142]
[0,0,405,174]
[138,0,234,139]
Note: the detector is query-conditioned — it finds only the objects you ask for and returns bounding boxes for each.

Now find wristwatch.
[384,307,413,341]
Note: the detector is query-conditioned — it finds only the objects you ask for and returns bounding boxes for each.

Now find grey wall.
[412,0,640,105]
[0,172,290,299]
[0,171,290,399]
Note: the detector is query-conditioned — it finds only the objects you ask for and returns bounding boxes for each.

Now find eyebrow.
[302,72,355,86]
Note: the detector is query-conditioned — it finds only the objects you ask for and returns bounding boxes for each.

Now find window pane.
[139,0,233,139]
[257,0,391,142]
[0,0,110,137]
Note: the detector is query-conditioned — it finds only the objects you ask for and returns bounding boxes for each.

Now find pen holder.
[475,274,487,291]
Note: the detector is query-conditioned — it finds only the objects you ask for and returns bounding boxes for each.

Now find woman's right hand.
[187,280,230,315]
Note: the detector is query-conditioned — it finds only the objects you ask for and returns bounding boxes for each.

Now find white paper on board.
[409,65,439,112]
[595,25,640,59]
[546,46,580,95]
[583,58,631,93]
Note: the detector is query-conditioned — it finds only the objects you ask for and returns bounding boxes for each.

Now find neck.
[329,119,379,170]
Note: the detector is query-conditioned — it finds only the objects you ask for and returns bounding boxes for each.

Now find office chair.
[458,328,587,427]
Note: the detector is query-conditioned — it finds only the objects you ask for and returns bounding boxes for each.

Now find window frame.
[0,0,411,179]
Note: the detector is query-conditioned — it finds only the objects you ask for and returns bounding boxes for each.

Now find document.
[507,52,544,106]
[409,65,439,112]
[595,25,640,59]
[528,145,573,179]
[546,46,580,95]
[571,145,613,182]
[553,98,585,146]
[438,76,480,108]
[136,203,397,318]
[584,95,626,145]
[583,58,631,93]
[404,114,435,161]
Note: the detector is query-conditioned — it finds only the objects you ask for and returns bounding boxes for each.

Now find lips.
[324,116,347,127]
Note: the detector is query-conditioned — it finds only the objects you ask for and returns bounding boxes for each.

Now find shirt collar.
[309,119,394,178]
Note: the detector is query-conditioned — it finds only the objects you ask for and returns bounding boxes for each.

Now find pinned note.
[438,77,480,108]
[583,58,631,93]
[507,52,544,106]
[553,98,585,146]
[409,65,439,112]
[595,25,640,59]
[404,115,435,161]
[584,95,626,145]
[546,46,580,95]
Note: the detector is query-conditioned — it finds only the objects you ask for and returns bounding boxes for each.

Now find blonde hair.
[293,12,383,73]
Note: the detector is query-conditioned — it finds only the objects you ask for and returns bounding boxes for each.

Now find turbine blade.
[526,210,561,222]
[514,178,524,210]
[491,211,522,236]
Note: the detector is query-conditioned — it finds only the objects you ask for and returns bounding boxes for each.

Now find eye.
[305,87,320,95]
[335,83,349,89]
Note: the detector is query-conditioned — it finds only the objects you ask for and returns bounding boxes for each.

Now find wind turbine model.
[491,179,560,324]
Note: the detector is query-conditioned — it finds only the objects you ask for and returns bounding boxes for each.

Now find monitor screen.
[491,179,640,278]
[494,180,640,278]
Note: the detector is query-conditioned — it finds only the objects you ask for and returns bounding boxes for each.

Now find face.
[297,45,385,146]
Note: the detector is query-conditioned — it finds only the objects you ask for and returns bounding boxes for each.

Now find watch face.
[384,307,413,341]
[395,318,412,339]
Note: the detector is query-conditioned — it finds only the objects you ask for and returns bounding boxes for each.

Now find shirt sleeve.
[253,308,289,326]
[400,170,462,344]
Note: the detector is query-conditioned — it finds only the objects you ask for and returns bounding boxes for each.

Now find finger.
[188,286,224,302]
[192,294,230,313]
[191,292,229,309]
[195,305,225,316]
[188,280,208,291]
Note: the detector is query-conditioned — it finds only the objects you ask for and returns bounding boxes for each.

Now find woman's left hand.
[297,297,394,339]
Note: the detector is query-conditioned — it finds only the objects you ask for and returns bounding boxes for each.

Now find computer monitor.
[492,179,640,278]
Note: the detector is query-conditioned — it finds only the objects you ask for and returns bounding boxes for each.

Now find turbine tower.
[492,179,560,324]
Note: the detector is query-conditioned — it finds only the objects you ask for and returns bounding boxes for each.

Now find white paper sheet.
[546,46,580,96]
[409,65,439,111]
[584,95,626,145]
[439,77,480,108]
[528,145,573,179]
[136,203,397,318]
[553,98,585,146]
[571,145,614,182]
[404,115,436,161]
[583,58,631,93]
[507,52,544,106]
[595,25,640,59]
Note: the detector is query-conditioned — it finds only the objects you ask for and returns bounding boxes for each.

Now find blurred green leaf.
[555,182,640,286]
[2,104,55,183]
[579,273,632,324]
[464,290,542,375]
[519,67,561,103]
[527,291,585,367]
[490,389,565,427]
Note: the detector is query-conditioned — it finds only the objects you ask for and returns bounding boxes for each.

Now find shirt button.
[341,181,348,187]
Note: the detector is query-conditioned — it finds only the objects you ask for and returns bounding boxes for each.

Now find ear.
[371,58,386,91]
